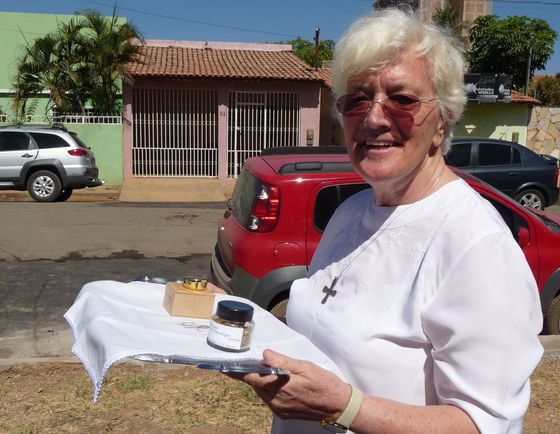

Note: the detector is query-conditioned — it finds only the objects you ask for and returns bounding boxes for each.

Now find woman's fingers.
[206,281,227,294]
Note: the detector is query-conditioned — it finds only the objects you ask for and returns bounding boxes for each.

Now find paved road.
[1,199,559,362]
[0,201,226,360]
[0,201,225,261]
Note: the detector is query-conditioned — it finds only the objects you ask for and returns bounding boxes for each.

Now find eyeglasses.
[336,92,438,118]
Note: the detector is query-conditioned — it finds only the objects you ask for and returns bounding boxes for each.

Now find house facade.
[123,40,324,181]
[455,91,541,145]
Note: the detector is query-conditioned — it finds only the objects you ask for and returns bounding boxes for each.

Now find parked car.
[210,146,560,334]
[0,124,103,202]
[446,137,559,210]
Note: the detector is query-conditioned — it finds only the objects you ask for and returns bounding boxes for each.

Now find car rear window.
[230,168,261,227]
[478,143,511,166]
[446,142,471,167]
[314,183,371,231]
[70,132,89,149]
[29,132,69,149]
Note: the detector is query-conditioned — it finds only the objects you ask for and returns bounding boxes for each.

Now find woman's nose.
[362,100,392,128]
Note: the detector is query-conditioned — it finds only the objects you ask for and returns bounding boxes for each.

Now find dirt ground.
[1,358,559,433]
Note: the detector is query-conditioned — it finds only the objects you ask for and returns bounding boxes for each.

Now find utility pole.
[524,35,535,96]
[314,27,320,70]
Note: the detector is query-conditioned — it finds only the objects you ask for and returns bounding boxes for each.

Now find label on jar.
[207,320,245,350]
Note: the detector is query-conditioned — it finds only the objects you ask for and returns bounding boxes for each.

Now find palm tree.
[77,9,144,114]
[432,5,468,44]
[13,8,143,117]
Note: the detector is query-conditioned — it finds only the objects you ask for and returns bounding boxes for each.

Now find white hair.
[333,8,467,153]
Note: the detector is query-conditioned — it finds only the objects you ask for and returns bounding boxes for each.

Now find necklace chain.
[321,167,445,304]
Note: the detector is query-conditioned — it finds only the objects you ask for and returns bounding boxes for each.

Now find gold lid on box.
[181,276,208,291]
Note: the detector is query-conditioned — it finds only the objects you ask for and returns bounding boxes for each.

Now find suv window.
[0,132,31,151]
[29,132,69,149]
[231,168,261,228]
[478,143,511,166]
[446,142,471,167]
[314,183,371,231]
[483,194,528,239]
[70,132,89,149]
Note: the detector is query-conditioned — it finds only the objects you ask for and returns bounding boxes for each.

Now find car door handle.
[508,172,519,176]
[21,153,33,158]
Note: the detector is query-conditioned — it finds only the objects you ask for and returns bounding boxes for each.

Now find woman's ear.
[431,118,447,150]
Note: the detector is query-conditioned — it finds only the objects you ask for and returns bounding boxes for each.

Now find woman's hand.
[230,349,351,421]
[206,282,227,294]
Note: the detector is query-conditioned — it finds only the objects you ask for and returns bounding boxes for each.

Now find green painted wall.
[454,103,529,145]
[67,124,123,186]
[0,12,77,89]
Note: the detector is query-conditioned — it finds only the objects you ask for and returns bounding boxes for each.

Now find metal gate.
[227,91,300,177]
[132,88,218,177]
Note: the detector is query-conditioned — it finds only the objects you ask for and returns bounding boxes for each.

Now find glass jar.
[207,300,255,352]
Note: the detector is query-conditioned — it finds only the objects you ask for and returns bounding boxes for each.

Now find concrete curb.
[0,187,120,202]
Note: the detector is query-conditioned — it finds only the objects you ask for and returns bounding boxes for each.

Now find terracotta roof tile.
[128,45,324,81]
[510,90,541,105]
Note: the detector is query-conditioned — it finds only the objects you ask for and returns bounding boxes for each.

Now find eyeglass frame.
[336,92,439,119]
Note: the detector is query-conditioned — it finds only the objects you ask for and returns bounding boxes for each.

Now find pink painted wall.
[123,77,322,180]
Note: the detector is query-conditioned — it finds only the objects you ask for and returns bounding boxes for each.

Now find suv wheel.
[57,189,73,202]
[27,170,62,202]
[514,189,545,210]
[546,295,560,335]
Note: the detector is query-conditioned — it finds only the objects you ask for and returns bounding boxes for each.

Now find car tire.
[27,170,62,202]
[57,189,73,202]
[269,295,289,319]
[514,189,546,210]
[546,295,560,335]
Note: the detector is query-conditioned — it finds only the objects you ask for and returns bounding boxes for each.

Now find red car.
[210,147,560,334]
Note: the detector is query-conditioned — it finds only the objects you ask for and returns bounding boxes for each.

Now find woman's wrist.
[332,382,353,420]
[321,384,364,432]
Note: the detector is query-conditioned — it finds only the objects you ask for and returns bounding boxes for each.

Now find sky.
[0,0,559,74]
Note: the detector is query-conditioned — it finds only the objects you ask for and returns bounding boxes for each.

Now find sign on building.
[464,73,512,103]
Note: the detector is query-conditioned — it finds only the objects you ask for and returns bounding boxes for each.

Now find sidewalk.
[0,186,120,202]
[0,178,236,202]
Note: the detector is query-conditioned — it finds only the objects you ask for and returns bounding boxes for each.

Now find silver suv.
[0,124,103,202]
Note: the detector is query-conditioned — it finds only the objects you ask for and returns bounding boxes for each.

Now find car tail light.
[248,183,280,232]
[68,149,90,157]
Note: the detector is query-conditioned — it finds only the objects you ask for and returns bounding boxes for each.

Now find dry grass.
[1,358,559,433]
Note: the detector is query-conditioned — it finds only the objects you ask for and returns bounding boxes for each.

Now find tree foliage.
[467,15,557,88]
[278,37,335,67]
[529,75,560,106]
[432,5,467,44]
[13,8,144,116]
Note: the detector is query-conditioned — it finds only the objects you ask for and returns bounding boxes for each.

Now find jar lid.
[216,300,254,323]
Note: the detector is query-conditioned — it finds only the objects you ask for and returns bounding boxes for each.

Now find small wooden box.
[162,282,215,319]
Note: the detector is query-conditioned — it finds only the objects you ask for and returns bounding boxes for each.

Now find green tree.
[13,8,143,116]
[467,15,556,88]
[14,19,90,115]
[78,9,144,113]
[529,75,560,106]
[278,37,335,67]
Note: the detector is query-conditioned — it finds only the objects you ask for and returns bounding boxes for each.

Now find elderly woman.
[229,9,543,434]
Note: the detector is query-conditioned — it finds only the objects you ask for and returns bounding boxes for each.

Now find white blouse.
[274,179,543,434]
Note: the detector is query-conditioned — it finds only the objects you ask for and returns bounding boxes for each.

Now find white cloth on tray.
[64,280,343,402]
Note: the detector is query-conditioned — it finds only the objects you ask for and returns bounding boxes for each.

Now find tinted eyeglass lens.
[383,97,421,118]
[337,93,421,118]
[336,94,371,117]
